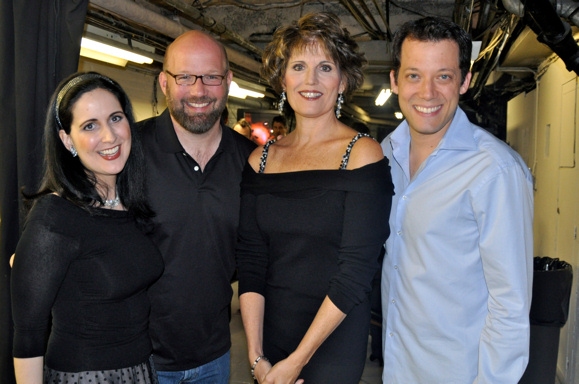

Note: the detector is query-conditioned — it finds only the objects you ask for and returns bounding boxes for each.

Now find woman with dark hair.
[11,72,163,383]
[236,12,393,384]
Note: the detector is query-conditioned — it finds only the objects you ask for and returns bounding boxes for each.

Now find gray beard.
[167,95,226,134]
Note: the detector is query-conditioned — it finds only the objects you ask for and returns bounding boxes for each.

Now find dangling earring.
[335,92,344,119]
[278,91,286,114]
[70,146,78,157]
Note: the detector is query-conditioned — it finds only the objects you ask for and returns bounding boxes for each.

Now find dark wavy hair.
[271,115,286,127]
[26,71,154,223]
[261,12,367,101]
[391,16,472,84]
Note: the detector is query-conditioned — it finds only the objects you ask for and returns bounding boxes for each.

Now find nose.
[102,125,116,143]
[304,68,318,85]
[418,78,435,100]
[186,78,207,96]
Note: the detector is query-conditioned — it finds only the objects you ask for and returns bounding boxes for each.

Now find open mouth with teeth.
[99,145,121,160]
[299,91,322,99]
[187,101,211,108]
[414,105,442,114]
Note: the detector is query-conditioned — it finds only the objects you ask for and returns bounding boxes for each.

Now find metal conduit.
[340,0,385,40]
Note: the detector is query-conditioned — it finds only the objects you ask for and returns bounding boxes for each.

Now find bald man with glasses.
[137,30,255,384]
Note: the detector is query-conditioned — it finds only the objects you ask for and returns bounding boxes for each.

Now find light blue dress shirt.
[381,107,534,383]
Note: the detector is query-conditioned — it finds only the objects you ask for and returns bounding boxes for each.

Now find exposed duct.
[555,0,579,29]
[501,0,579,75]
[504,0,579,27]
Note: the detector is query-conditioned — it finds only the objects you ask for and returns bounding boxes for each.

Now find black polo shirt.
[137,109,255,371]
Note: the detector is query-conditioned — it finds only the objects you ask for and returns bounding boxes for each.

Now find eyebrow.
[402,67,457,73]
[288,59,336,65]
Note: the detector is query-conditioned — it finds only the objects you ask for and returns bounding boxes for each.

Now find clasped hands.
[253,356,305,384]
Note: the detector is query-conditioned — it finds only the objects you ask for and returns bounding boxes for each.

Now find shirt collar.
[154,109,182,153]
[390,106,477,154]
[439,107,478,151]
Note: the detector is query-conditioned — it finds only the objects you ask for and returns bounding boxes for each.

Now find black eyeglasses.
[165,70,226,86]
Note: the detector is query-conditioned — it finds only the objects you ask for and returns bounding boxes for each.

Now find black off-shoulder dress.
[237,134,393,383]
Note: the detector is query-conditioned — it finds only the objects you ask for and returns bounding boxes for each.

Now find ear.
[58,129,73,151]
[459,72,472,95]
[339,79,346,94]
[159,71,168,96]
[390,70,399,94]
[226,70,233,87]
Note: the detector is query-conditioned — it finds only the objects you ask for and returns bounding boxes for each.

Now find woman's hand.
[253,357,272,383]
[258,357,304,384]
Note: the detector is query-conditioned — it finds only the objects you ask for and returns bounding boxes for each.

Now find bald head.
[164,30,229,73]
[159,30,232,136]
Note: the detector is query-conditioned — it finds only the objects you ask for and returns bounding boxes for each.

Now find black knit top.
[11,195,163,372]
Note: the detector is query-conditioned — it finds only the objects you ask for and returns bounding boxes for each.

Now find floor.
[229,282,384,384]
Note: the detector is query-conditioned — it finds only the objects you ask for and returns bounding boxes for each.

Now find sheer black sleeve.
[11,197,80,358]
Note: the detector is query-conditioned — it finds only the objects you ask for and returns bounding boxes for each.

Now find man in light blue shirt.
[381,17,534,383]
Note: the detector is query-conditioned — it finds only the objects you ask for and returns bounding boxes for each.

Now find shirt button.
[391,299,396,304]
[389,332,394,337]
[397,231,402,236]
[194,166,200,171]
[402,195,408,200]
[394,265,399,270]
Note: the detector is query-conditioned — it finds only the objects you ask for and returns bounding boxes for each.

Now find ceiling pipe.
[554,0,579,28]
[340,0,385,40]
[526,0,579,75]
[88,0,262,74]
[89,0,189,39]
[371,0,392,40]
[355,0,386,39]
[501,0,579,75]
[502,0,525,17]
[503,0,579,27]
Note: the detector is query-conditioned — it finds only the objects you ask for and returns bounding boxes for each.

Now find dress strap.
[259,139,277,173]
[339,132,372,170]
[260,133,371,172]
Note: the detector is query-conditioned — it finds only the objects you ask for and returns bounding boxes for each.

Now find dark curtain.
[0,0,88,380]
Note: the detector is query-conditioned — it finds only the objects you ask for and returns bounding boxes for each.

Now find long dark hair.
[26,71,154,222]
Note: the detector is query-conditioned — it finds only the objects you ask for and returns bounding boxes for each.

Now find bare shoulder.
[248,146,264,172]
[346,136,385,169]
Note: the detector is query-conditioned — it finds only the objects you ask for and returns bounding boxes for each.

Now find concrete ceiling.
[85,0,460,127]
[84,0,572,130]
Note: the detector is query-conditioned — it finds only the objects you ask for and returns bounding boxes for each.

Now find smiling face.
[160,31,232,135]
[283,42,344,119]
[392,38,471,142]
[59,88,131,190]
